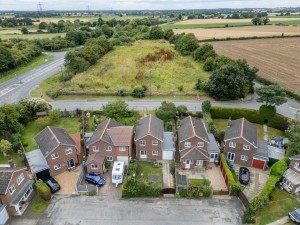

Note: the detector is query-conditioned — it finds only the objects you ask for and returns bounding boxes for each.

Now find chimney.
[227,117,232,127]
[8,158,14,168]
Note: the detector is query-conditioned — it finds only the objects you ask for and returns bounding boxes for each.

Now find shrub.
[179,189,188,197]
[87,190,97,196]
[242,208,255,224]
[202,100,211,113]
[177,85,184,92]
[131,86,146,98]
[169,162,175,176]
[35,179,51,201]
[270,158,288,177]
[49,109,61,122]
[259,105,276,122]
[202,186,212,197]
[116,89,126,97]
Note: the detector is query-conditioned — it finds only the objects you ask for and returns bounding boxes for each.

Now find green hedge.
[270,158,289,177]
[220,154,240,196]
[210,106,288,131]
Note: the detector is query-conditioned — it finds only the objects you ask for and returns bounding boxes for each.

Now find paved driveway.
[37,195,243,225]
[97,168,122,197]
[54,166,81,195]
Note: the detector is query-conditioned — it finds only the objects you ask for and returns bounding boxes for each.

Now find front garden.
[177,179,212,198]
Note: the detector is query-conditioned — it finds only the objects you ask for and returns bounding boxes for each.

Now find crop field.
[174,25,300,40]
[0,32,66,40]
[41,40,209,97]
[210,38,300,94]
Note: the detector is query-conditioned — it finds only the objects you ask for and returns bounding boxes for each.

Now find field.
[0,32,66,40]
[40,40,209,98]
[210,38,300,95]
[174,25,300,40]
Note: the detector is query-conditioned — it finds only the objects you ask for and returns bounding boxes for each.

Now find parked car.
[239,167,250,185]
[288,208,300,224]
[45,177,61,193]
[85,173,106,186]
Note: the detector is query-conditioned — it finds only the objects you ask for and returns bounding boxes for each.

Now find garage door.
[163,151,174,160]
[117,156,129,165]
[36,169,51,181]
[252,159,266,170]
[0,206,9,225]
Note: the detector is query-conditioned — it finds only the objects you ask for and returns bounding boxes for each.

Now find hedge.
[210,106,288,131]
[270,158,289,177]
[220,154,240,196]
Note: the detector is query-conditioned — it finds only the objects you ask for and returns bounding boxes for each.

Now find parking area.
[97,167,122,197]
[234,164,269,201]
[54,165,81,195]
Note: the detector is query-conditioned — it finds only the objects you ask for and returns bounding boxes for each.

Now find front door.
[67,158,75,169]
[196,160,203,167]
[185,159,191,169]
[140,150,147,159]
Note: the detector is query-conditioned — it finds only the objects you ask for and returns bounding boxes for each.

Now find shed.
[268,145,285,166]
[176,172,188,192]
[25,149,50,181]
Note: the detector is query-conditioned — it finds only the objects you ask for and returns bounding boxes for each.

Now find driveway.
[54,165,81,195]
[97,167,122,197]
[37,195,243,225]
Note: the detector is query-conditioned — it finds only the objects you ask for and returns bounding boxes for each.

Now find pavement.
[97,167,122,197]
[161,161,174,188]
[35,195,244,225]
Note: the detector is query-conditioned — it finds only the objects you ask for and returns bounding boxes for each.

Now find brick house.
[35,126,80,176]
[224,118,268,170]
[86,119,134,165]
[134,115,165,161]
[86,153,106,174]
[178,116,220,169]
[0,167,35,216]
[282,154,300,193]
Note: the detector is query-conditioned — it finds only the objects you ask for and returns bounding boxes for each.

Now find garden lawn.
[137,162,163,187]
[31,195,50,214]
[0,153,6,164]
[254,188,300,225]
[212,119,285,140]
[188,179,209,186]
[22,117,81,151]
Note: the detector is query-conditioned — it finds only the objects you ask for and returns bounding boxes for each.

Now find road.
[11,195,244,225]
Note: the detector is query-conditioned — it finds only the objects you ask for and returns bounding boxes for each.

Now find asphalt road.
[34,195,243,225]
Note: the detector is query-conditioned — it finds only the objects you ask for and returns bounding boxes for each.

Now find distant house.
[35,126,80,176]
[0,166,35,216]
[134,115,164,161]
[282,154,300,193]
[86,153,106,174]
[223,118,268,170]
[178,116,220,169]
[86,119,134,165]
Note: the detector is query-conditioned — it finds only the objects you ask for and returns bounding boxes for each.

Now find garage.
[117,156,129,165]
[163,151,174,160]
[0,205,9,225]
[25,149,50,180]
[252,158,266,170]
[162,132,175,161]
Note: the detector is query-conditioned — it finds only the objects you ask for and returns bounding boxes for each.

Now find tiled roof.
[70,133,82,154]
[180,147,210,160]
[254,140,269,160]
[290,154,300,160]
[0,167,26,195]
[224,118,257,147]
[178,116,209,143]
[134,115,164,141]
[35,126,76,157]
[107,126,134,146]
[86,153,105,165]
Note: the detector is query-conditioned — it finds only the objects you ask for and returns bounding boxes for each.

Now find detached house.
[0,166,34,216]
[86,119,134,165]
[178,116,220,169]
[224,118,268,170]
[282,154,300,193]
[35,126,81,176]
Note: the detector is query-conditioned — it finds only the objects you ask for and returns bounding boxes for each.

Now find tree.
[202,100,211,114]
[102,100,130,119]
[49,109,61,122]
[192,44,216,62]
[149,26,164,39]
[177,105,188,118]
[164,29,174,40]
[262,17,270,25]
[101,24,114,38]
[38,22,47,29]
[175,33,199,56]
[256,85,287,106]
[131,86,146,98]
[252,17,262,25]
[0,46,15,72]
[20,98,52,117]
[286,113,300,157]
[21,27,29,34]
[194,78,202,90]
[155,101,177,123]
[64,52,90,74]
[0,139,12,157]
[35,179,51,201]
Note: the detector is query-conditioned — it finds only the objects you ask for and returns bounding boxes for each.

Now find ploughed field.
[210,38,300,94]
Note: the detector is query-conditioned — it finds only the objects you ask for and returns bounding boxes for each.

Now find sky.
[1,0,300,11]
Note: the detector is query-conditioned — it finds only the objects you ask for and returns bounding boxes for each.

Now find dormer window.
[243,145,250,150]
[294,162,300,171]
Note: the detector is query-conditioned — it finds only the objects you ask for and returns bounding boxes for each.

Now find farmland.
[174,25,300,40]
[0,32,66,40]
[40,40,210,98]
[210,38,300,95]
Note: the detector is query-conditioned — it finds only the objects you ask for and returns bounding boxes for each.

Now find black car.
[44,177,61,193]
[239,167,250,185]
[289,208,300,224]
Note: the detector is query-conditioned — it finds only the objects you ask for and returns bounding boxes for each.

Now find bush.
[259,105,276,122]
[131,86,146,98]
[49,109,61,122]
[116,89,126,97]
[35,179,51,201]
[169,162,175,176]
[270,158,288,177]
[202,100,211,114]
[242,208,255,224]
[202,186,212,197]
[179,189,188,197]
[87,190,97,196]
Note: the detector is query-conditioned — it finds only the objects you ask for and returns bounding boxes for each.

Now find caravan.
[112,161,125,187]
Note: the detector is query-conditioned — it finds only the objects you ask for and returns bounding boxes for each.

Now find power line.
[37,2,43,12]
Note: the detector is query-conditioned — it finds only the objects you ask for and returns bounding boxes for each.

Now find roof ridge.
[148,115,152,135]
[181,146,195,158]
[100,118,111,140]
[194,148,210,159]
[47,126,60,145]
[190,116,196,137]
[202,118,208,134]
[240,118,244,138]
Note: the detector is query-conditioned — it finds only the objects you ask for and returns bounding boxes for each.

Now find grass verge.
[31,195,50,214]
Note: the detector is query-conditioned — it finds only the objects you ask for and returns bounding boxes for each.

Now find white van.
[112,161,125,187]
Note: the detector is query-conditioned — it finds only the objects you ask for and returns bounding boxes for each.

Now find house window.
[184,142,191,148]
[17,173,24,185]
[54,164,61,170]
[22,186,33,201]
[9,185,15,195]
[119,146,126,151]
[197,142,204,148]
[65,148,72,155]
[243,145,250,150]
[92,146,99,152]
[196,160,203,166]
[227,152,235,161]
[91,164,98,169]
[152,150,158,155]
[105,146,112,151]
[229,142,236,148]
[241,155,248,161]
[152,140,158,146]
[283,178,292,188]
[294,162,300,171]
[140,140,146,146]
[106,156,113,161]
[51,153,59,159]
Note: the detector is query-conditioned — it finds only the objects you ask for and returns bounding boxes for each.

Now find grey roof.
[35,126,76,157]
[224,118,257,147]
[0,167,26,195]
[290,154,300,160]
[207,133,220,153]
[254,140,269,160]
[284,168,300,185]
[180,147,209,160]
[162,132,175,152]
[176,173,187,186]
[87,119,122,147]
[178,116,209,143]
[268,145,285,160]
[25,149,49,174]
[134,115,164,141]
[10,180,35,205]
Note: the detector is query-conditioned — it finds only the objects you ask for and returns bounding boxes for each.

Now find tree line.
[0,17,34,27]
